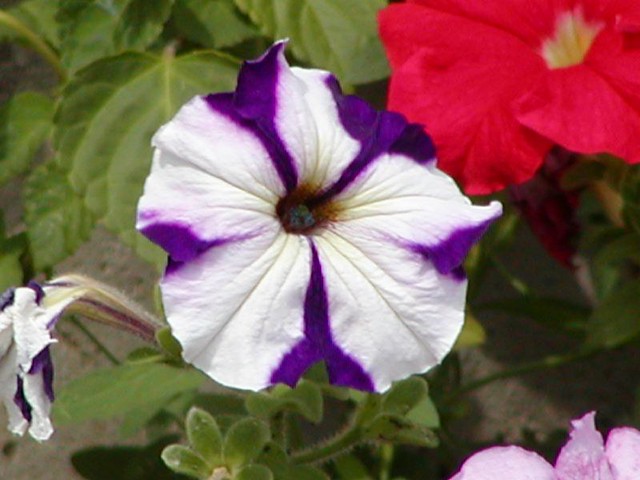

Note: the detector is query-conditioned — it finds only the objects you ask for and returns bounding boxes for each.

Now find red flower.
[379,0,640,194]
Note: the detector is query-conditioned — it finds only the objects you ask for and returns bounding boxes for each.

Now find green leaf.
[233,0,389,84]
[186,407,223,467]
[54,50,239,265]
[246,380,323,423]
[382,377,428,416]
[172,0,258,48]
[162,445,211,479]
[73,436,185,480]
[334,455,372,480]
[113,0,174,50]
[0,92,54,186]
[57,0,128,72]
[235,465,273,480]
[586,280,640,349]
[156,326,183,359]
[405,396,439,429]
[257,443,329,480]
[0,218,25,291]
[223,418,270,469]
[453,312,486,350]
[364,414,438,448]
[54,362,205,424]
[24,161,95,269]
[0,0,60,47]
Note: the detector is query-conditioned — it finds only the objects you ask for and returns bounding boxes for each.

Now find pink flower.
[450,412,640,479]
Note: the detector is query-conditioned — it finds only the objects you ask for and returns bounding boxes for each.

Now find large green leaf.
[113,0,174,50]
[24,161,95,270]
[0,216,25,291]
[54,362,205,424]
[233,0,389,84]
[54,50,239,265]
[0,92,54,186]
[57,0,129,72]
[586,280,640,349]
[172,0,258,49]
[0,0,60,47]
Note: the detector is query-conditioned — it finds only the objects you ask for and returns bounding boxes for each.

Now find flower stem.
[445,348,599,402]
[0,9,66,82]
[291,395,376,465]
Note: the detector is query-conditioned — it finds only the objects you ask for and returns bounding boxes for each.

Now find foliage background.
[1,0,640,478]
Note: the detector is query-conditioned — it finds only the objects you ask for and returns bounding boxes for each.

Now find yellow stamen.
[541,8,604,69]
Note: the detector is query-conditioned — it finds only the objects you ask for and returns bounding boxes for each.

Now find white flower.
[137,41,502,393]
[0,284,71,441]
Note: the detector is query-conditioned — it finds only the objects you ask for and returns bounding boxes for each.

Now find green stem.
[291,396,375,465]
[0,9,66,82]
[489,255,530,295]
[69,317,120,365]
[378,443,394,480]
[445,348,598,402]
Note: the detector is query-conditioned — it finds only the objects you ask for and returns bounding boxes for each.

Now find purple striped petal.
[270,243,374,391]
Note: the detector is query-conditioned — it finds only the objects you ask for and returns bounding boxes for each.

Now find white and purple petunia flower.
[0,283,70,441]
[136,41,502,393]
[449,411,640,479]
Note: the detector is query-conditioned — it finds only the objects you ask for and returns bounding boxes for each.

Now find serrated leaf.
[382,377,428,416]
[234,0,389,84]
[365,414,438,448]
[0,0,60,47]
[246,380,323,423]
[57,0,129,72]
[334,455,372,480]
[187,407,223,467]
[162,445,211,479]
[223,418,270,469]
[24,161,95,269]
[172,0,258,48]
[113,0,174,50]
[235,465,273,480]
[54,362,205,424]
[54,50,239,266]
[586,280,640,349]
[0,92,54,186]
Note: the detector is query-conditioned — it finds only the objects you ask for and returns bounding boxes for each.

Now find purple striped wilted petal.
[137,41,502,392]
[0,284,70,441]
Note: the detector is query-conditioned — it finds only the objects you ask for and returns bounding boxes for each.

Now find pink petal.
[449,446,554,480]
[605,427,640,480]
[555,412,614,480]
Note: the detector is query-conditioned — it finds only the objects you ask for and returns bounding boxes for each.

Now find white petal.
[22,371,53,441]
[314,230,466,392]
[335,154,502,275]
[137,148,279,261]
[161,230,312,390]
[0,342,27,436]
[7,288,54,371]
[151,95,285,201]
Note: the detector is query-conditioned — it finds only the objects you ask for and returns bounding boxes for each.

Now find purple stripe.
[29,347,54,402]
[310,76,436,206]
[270,242,374,391]
[0,288,15,311]
[140,220,236,263]
[410,220,496,277]
[27,281,45,304]
[13,377,32,423]
[204,42,298,193]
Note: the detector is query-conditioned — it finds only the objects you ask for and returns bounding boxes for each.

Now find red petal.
[515,33,640,164]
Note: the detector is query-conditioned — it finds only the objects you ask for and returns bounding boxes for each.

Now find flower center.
[276,185,339,234]
[541,8,603,69]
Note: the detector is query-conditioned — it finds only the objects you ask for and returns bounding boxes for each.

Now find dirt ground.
[1,17,639,480]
